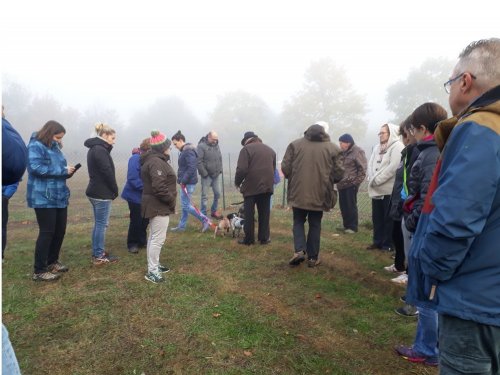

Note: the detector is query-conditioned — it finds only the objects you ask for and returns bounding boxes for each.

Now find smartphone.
[74,163,82,170]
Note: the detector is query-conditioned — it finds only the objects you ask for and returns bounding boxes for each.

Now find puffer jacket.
[282,125,344,211]
[84,137,118,200]
[177,143,198,185]
[140,150,177,219]
[26,133,70,208]
[403,137,439,233]
[407,85,500,326]
[235,138,276,197]
[197,135,222,178]
[337,144,367,190]
[367,124,404,197]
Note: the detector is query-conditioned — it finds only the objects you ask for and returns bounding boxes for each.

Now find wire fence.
[8,150,373,226]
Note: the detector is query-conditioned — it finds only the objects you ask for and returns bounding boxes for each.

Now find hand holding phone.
[74,163,82,171]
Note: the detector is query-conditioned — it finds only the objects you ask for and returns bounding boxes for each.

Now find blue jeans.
[439,314,500,374]
[178,184,207,229]
[89,198,112,258]
[200,175,221,216]
[2,324,21,375]
[413,306,439,358]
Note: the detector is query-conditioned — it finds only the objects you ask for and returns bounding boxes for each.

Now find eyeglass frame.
[444,72,476,94]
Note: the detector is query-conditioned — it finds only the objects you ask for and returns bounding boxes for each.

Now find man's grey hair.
[455,38,500,90]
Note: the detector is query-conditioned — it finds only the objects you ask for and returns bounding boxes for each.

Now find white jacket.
[367,123,404,198]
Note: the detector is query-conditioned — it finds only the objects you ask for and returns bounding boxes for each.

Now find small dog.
[227,213,245,238]
[213,217,231,238]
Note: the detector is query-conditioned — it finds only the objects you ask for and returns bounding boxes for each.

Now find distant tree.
[281,58,368,141]
[129,97,202,147]
[207,91,279,154]
[386,57,454,123]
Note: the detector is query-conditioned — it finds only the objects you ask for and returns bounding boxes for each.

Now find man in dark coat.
[235,131,276,245]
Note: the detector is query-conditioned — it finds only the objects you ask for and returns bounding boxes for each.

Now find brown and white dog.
[213,217,231,238]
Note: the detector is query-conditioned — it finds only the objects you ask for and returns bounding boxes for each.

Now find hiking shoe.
[92,254,119,265]
[201,220,211,233]
[366,243,381,250]
[384,264,404,274]
[394,345,426,363]
[211,211,223,220]
[32,272,61,281]
[158,264,170,273]
[144,271,165,284]
[400,295,406,303]
[307,258,321,268]
[47,261,69,273]
[289,251,306,266]
[170,226,185,232]
[391,273,408,285]
[344,229,356,234]
[128,246,139,254]
[395,304,419,317]
[424,356,439,367]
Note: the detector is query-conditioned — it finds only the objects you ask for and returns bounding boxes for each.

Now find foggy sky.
[2,0,499,143]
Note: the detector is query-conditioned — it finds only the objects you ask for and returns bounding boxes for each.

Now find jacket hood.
[181,143,197,152]
[84,137,113,150]
[435,85,500,151]
[385,123,401,146]
[304,124,331,142]
[415,138,437,151]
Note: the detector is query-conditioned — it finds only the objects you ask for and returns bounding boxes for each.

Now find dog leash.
[181,184,217,229]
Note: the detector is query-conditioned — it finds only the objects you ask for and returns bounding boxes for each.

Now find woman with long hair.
[84,123,119,265]
[27,120,77,281]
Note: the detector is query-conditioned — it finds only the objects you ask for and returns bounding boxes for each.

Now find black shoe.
[395,304,419,317]
[259,239,271,245]
[289,251,306,266]
[366,243,381,250]
[238,239,254,245]
[128,246,139,254]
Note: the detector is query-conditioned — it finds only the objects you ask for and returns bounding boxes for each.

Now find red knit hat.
[150,130,166,147]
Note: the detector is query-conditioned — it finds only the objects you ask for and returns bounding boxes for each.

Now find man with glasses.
[412,38,500,373]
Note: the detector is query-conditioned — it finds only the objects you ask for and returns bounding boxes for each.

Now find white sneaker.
[384,264,404,274]
[391,273,408,285]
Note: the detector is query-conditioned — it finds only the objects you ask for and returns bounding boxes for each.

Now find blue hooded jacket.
[2,118,27,186]
[121,149,144,204]
[177,143,198,185]
[26,133,70,208]
[407,85,500,326]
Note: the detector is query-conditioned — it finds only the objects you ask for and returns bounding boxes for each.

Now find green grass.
[2,193,437,375]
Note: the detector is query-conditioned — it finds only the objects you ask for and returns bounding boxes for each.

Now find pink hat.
[150,130,166,147]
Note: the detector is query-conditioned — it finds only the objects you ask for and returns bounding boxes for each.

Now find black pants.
[292,207,323,260]
[243,193,271,244]
[371,196,393,249]
[127,201,149,249]
[2,195,9,258]
[392,220,405,271]
[338,185,359,231]
[34,208,67,274]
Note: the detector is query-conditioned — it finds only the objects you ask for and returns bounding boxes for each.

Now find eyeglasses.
[443,72,476,94]
[408,126,417,136]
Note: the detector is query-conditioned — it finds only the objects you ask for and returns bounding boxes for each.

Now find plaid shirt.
[26,134,70,208]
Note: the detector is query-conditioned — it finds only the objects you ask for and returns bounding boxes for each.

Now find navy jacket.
[2,118,27,186]
[177,143,198,185]
[121,150,143,204]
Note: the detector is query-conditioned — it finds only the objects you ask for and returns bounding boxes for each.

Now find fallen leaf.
[212,312,221,318]
[315,293,322,299]
[243,350,253,357]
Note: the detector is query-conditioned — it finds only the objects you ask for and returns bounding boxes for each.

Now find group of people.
[2,37,499,374]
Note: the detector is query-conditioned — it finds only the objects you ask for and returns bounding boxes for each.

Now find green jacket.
[282,125,344,211]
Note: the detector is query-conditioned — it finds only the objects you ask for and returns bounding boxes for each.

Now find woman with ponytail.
[84,123,119,265]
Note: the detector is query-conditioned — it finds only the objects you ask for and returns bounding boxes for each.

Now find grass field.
[2,182,438,375]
